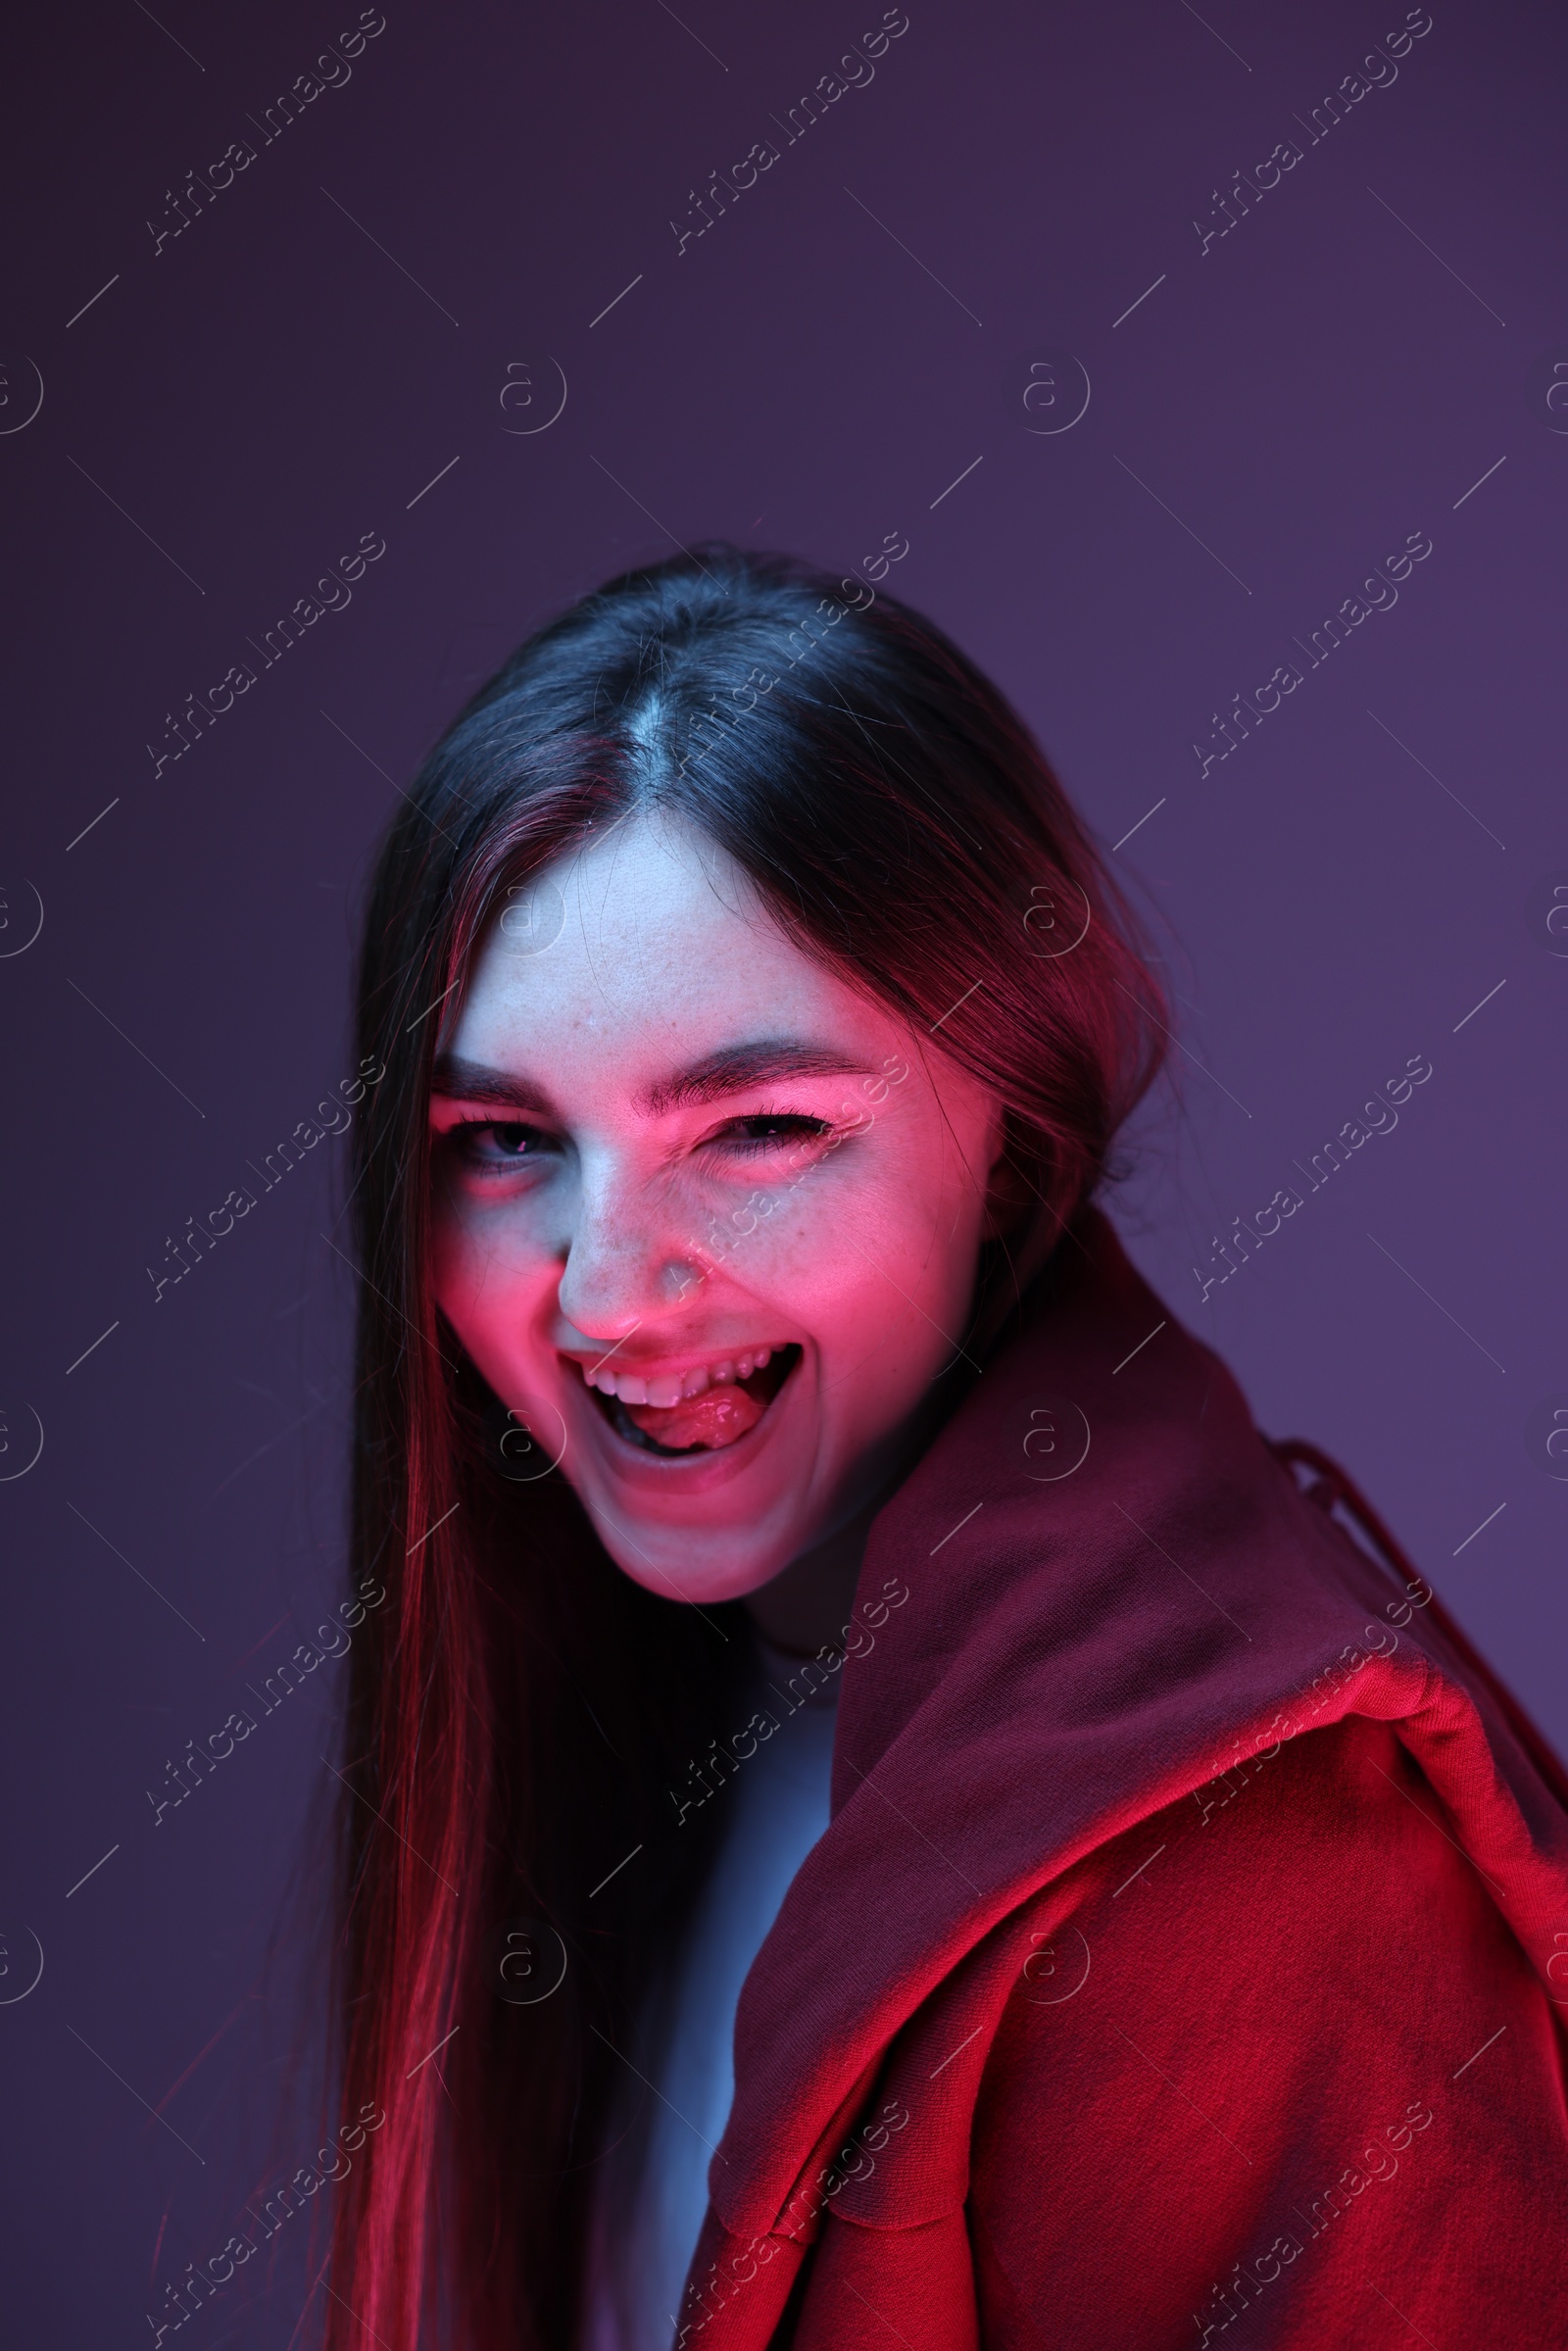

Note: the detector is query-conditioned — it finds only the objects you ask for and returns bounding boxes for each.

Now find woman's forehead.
[445,810,906,1098]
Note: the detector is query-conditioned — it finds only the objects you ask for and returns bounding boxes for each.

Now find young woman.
[327,546,1568,2350]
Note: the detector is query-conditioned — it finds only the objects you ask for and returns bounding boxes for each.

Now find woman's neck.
[742,1497,874,1657]
[744,1340,986,1656]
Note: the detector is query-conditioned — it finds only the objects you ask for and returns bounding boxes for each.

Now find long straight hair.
[326,546,1169,2347]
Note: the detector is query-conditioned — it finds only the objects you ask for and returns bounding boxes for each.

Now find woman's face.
[428,808,1005,1609]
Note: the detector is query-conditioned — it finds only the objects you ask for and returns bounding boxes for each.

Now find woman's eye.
[450,1119,551,1166]
[710,1113,834,1153]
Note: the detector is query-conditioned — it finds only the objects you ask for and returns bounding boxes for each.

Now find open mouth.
[584,1345,802,1457]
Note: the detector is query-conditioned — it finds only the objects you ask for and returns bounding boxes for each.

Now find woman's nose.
[553,1167,703,1339]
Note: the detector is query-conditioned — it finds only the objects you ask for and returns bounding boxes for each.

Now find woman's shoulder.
[707,1216,1568,2276]
[957,1706,1568,2342]
[760,1712,1568,2345]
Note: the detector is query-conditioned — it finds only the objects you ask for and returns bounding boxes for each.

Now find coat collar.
[708,1205,1568,2239]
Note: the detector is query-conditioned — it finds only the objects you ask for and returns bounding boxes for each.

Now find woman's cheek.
[427,1206,470,1321]
[432,1194,543,1331]
[713,1199,829,1295]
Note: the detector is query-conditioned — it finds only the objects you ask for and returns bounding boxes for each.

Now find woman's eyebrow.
[431,1041,877,1118]
[642,1040,876,1113]
[431,1055,556,1114]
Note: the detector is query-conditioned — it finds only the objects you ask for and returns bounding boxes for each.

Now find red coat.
[672,1211,1568,2348]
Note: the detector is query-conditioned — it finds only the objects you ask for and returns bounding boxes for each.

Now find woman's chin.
[607,1539,794,1610]
[551,1347,819,1598]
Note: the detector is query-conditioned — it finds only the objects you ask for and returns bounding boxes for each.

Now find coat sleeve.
[965,1712,1568,2348]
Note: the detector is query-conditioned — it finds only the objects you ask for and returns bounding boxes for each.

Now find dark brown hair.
[327,545,1168,2346]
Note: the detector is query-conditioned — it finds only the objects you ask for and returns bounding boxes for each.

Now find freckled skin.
[428,809,1007,1617]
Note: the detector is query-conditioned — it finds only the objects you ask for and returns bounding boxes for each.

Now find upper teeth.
[581,1347,775,1408]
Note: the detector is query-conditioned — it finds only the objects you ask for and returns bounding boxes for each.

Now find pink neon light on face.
[427,808,1004,1609]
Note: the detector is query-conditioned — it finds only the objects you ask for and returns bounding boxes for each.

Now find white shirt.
[580,1631,840,2351]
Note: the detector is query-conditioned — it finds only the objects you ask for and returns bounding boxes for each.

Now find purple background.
[3,0,1564,2338]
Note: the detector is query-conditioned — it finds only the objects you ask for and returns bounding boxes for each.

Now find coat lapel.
[690,1209,1568,2272]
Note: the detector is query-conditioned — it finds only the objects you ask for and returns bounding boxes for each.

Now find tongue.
[623,1382,765,1451]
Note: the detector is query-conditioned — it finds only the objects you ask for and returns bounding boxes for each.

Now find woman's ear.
[980,1111,1040,1240]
